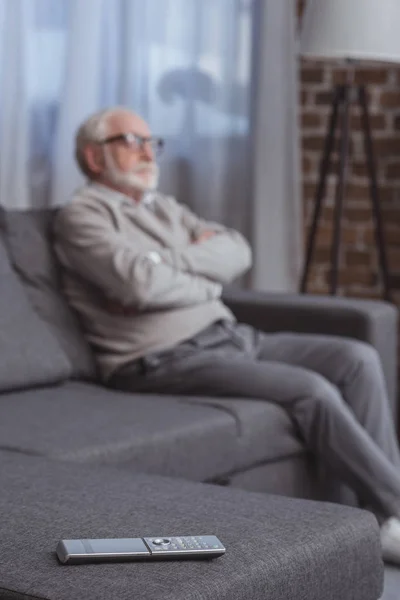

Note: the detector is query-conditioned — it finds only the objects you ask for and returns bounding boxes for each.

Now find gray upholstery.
[225,455,324,498]
[223,287,399,420]
[0,382,236,480]
[0,382,303,481]
[224,454,360,508]
[0,235,71,392]
[0,452,384,600]
[0,207,96,380]
[182,396,303,469]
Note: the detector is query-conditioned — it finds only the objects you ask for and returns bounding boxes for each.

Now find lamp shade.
[300,0,400,64]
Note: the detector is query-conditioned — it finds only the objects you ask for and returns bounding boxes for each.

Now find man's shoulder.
[54,185,112,234]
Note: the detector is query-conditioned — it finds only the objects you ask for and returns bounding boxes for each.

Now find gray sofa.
[0,206,396,600]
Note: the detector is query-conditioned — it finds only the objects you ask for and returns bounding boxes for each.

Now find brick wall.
[297,1,400,303]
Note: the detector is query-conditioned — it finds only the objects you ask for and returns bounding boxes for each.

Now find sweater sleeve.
[53,200,222,310]
[158,197,253,284]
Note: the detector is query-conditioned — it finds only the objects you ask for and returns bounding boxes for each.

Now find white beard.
[103,148,159,193]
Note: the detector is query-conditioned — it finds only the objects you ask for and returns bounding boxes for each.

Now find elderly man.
[55,106,400,563]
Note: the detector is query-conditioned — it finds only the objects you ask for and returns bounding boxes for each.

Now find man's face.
[88,111,160,195]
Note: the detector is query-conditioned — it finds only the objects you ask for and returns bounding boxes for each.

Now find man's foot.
[380,517,400,564]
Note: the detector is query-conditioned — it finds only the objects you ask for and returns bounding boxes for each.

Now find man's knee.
[292,370,348,439]
[296,369,343,409]
[335,338,381,375]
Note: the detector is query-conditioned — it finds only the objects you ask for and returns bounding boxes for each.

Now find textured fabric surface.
[0,452,383,600]
[183,396,303,469]
[223,288,398,420]
[225,455,325,498]
[0,235,71,392]
[0,382,239,480]
[0,207,97,380]
[0,382,304,478]
[225,454,360,509]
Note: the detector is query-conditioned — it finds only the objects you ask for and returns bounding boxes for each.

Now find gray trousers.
[109,319,400,520]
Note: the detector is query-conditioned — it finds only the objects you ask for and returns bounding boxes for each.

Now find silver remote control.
[56,536,226,564]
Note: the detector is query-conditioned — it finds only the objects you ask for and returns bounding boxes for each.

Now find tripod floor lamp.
[299,0,400,302]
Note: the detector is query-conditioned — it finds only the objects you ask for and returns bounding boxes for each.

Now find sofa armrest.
[222,288,398,420]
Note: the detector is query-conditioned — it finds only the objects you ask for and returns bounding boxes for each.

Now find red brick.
[351,114,386,131]
[321,206,334,221]
[307,284,330,295]
[315,91,333,106]
[393,115,400,131]
[332,68,389,86]
[363,227,395,247]
[361,228,374,245]
[382,208,400,221]
[302,155,316,175]
[302,135,326,152]
[385,162,400,180]
[301,67,324,85]
[313,247,331,263]
[351,163,368,178]
[346,183,370,202]
[301,113,322,128]
[336,269,376,286]
[341,228,360,244]
[388,248,400,270]
[356,69,390,85]
[313,225,332,246]
[346,251,372,267]
[380,91,400,109]
[363,226,400,246]
[307,224,358,246]
[300,89,310,105]
[303,182,317,199]
[385,227,400,246]
[373,138,400,156]
[345,207,372,222]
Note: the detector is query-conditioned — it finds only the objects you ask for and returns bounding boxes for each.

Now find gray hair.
[75,107,127,178]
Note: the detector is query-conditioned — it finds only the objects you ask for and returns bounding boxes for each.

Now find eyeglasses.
[98,132,165,156]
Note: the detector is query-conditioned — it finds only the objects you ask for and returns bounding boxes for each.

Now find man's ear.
[84,144,105,174]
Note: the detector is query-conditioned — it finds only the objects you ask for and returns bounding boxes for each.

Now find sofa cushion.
[0,235,72,392]
[183,396,303,470]
[0,207,97,380]
[0,451,384,600]
[0,381,304,478]
[0,382,240,481]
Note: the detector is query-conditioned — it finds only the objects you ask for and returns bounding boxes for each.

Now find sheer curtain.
[0,0,302,290]
[250,0,303,290]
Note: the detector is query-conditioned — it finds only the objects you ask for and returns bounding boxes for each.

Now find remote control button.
[152,538,171,545]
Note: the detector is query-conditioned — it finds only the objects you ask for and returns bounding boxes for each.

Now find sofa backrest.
[0,207,97,381]
[0,228,74,393]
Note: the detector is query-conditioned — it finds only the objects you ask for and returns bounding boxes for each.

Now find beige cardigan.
[53,182,252,380]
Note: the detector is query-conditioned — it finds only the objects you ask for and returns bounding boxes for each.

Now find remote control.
[56,536,226,564]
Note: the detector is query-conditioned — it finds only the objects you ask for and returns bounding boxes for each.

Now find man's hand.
[193,230,216,244]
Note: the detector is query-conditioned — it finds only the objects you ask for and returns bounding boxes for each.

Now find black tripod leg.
[359,85,391,302]
[330,84,352,295]
[300,85,343,293]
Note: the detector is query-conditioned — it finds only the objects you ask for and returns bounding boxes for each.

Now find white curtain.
[250,0,303,291]
[0,0,302,291]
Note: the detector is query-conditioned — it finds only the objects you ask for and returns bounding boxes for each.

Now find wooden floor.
[381,567,400,600]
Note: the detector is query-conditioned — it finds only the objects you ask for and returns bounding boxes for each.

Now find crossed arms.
[54,197,252,312]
